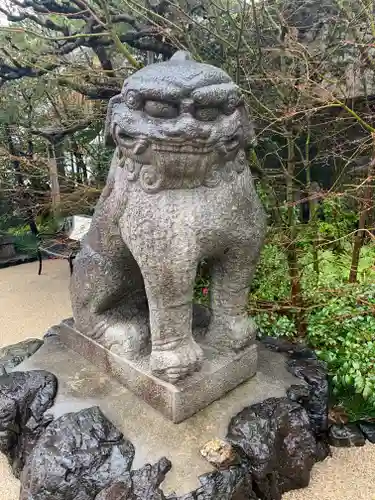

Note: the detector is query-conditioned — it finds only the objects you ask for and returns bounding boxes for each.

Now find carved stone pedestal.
[58,319,257,423]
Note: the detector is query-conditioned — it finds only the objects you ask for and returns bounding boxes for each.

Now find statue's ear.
[240,104,257,148]
[104,94,123,148]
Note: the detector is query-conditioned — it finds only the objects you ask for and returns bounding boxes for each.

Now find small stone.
[328,406,349,425]
[328,424,365,447]
[358,421,375,443]
[200,439,239,469]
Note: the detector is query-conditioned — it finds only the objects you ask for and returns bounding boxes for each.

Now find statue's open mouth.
[152,142,213,154]
[115,126,243,157]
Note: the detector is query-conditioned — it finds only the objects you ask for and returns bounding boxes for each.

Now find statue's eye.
[144,100,179,119]
[125,90,143,110]
[194,106,220,122]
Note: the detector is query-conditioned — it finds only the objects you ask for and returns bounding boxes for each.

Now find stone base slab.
[58,319,258,423]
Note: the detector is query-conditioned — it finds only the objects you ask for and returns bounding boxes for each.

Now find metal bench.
[37,215,91,275]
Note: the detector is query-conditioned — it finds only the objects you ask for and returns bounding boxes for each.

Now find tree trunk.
[4,125,38,234]
[286,131,306,336]
[71,139,88,184]
[47,144,61,217]
[53,141,66,189]
[349,150,375,282]
[4,124,23,186]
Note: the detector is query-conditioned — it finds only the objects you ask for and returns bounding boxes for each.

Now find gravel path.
[284,444,375,499]
[0,260,374,499]
[0,260,71,499]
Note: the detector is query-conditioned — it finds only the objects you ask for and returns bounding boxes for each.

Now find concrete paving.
[1,260,375,499]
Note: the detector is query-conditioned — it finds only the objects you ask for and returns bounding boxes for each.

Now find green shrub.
[308,284,375,402]
[251,244,290,301]
[252,238,375,417]
[255,312,297,338]
[12,233,38,257]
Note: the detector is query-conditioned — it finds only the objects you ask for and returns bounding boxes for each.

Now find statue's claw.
[204,316,256,351]
[150,339,204,383]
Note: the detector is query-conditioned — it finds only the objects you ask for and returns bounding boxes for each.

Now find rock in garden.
[328,424,366,447]
[176,466,256,500]
[95,480,132,500]
[96,457,171,500]
[287,358,329,435]
[200,439,239,469]
[227,397,321,500]
[0,370,57,477]
[20,406,135,500]
[260,337,317,360]
[0,339,43,373]
[358,421,375,443]
[260,336,329,438]
[287,384,311,403]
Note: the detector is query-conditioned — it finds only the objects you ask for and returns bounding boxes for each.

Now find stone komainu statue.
[70,51,266,383]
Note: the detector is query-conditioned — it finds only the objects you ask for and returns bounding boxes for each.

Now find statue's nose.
[166,110,211,141]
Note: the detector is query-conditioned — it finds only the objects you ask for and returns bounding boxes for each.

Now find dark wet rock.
[96,457,171,500]
[260,337,317,361]
[260,336,329,438]
[20,406,135,500]
[358,421,375,443]
[95,479,132,500]
[0,370,57,477]
[287,384,310,403]
[129,457,171,499]
[227,397,322,500]
[176,466,256,500]
[286,358,328,435]
[0,339,43,373]
[328,424,365,447]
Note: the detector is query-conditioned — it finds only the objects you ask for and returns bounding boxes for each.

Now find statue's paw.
[150,339,204,383]
[204,316,256,351]
[103,319,150,360]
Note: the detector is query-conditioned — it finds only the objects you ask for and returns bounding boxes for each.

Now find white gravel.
[0,259,72,499]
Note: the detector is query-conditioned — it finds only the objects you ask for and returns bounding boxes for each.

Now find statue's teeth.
[133,140,148,155]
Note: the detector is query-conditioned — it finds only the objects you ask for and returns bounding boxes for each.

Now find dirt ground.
[0,259,374,499]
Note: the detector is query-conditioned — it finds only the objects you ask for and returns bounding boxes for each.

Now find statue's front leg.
[204,246,260,351]
[130,243,204,383]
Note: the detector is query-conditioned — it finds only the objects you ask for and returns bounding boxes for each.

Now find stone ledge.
[58,319,258,423]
